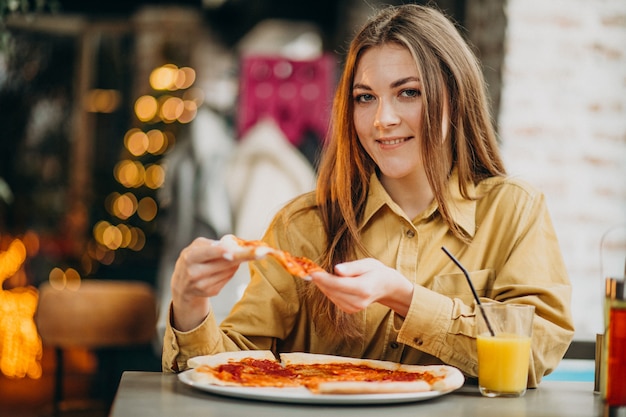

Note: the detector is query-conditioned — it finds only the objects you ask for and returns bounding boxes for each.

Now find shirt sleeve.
[161,303,233,373]
[161,260,303,373]
[397,189,574,388]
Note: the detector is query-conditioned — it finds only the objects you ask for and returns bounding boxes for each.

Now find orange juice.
[477,333,531,395]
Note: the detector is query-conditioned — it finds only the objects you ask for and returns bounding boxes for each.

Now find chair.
[36,279,157,416]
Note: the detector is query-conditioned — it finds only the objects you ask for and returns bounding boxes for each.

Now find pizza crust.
[280,352,398,370]
[187,350,277,369]
[315,380,432,394]
[218,234,274,261]
[398,363,465,392]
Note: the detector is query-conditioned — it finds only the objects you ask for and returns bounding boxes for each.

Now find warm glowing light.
[114,160,145,188]
[150,64,178,90]
[117,223,132,248]
[114,193,138,220]
[137,197,158,222]
[124,129,149,157]
[64,268,81,291]
[145,164,165,189]
[0,287,42,379]
[149,64,196,91]
[47,267,81,291]
[135,95,158,122]
[146,129,168,155]
[102,224,123,250]
[177,100,198,124]
[0,239,26,279]
[93,220,110,245]
[174,67,196,90]
[160,96,184,123]
[129,228,146,251]
[48,267,66,290]
[86,89,121,113]
[0,237,43,379]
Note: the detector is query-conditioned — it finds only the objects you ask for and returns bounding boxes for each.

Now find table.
[109,371,605,417]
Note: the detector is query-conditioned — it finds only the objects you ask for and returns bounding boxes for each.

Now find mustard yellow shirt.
[162,174,574,387]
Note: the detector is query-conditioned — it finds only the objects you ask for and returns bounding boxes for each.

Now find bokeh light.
[85,89,121,113]
[137,197,158,222]
[159,96,184,123]
[135,95,158,122]
[150,64,196,91]
[113,193,138,220]
[178,100,198,124]
[124,128,149,157]
[150,64,178,90]
[114,160,146,188]
[144,164,165,189]
[146,129,168,155]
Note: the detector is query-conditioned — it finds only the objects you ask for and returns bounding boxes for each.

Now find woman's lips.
[377,137,410,145]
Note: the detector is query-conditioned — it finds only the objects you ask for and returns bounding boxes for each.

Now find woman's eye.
[354,93,374,103]
[400,89,421,98]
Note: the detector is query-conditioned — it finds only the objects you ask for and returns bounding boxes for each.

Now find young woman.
[163,4,574,387]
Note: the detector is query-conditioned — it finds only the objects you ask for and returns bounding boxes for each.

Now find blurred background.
[0,0,624,416]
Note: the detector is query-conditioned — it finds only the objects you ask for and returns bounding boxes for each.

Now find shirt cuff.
[165,305,219,372]
[397,284,454,357]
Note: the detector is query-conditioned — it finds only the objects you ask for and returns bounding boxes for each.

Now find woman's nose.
[374,100,400,128]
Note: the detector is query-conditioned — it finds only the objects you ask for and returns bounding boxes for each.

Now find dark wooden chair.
[36,280,157,417]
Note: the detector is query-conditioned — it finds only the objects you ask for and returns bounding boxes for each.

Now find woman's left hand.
[309,258,414,316]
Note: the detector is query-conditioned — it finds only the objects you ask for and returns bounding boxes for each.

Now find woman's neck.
[380,173,434,220]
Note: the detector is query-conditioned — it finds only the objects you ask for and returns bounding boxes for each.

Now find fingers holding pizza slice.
[217,234,324,279]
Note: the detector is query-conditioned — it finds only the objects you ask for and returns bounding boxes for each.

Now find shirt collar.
[361,170,477,237]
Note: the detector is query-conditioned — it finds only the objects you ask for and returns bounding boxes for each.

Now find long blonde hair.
[306,4,506,343]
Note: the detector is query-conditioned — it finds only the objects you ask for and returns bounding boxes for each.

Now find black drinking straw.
[441,246,496,337]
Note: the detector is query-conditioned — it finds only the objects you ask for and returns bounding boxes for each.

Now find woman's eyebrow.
[391,76,420,88]
[352,83,371,91]
[353,76,421,91]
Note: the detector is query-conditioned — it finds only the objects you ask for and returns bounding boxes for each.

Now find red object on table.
[606,306,626,406]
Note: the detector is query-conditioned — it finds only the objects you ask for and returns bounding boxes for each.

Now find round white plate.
[178,369,453,405]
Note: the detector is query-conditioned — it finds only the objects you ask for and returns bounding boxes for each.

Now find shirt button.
[414,338,423,346]
[406,230,415,238]
[390,341,399,349]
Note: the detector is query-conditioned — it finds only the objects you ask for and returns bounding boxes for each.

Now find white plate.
[178,369,453,405]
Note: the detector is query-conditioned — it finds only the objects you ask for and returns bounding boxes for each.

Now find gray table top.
[109,371,605,417]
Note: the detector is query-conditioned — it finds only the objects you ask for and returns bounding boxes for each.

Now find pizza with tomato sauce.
[217,234,324,279]
[187,351,464,395]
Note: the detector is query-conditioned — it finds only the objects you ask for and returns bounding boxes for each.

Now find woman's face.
[352,43,429,183]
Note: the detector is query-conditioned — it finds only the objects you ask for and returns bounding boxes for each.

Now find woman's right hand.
[170,237,242,331]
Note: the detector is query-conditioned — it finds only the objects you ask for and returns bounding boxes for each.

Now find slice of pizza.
[187,351,465,395]
[280,352,465,394]
[188,350,299,388]
[217,234,324,279]
[218,234,275,262]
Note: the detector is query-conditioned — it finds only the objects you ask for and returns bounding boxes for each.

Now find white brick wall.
[499,0,626,340]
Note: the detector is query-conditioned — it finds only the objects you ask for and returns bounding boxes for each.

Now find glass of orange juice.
[476,303,535,398]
